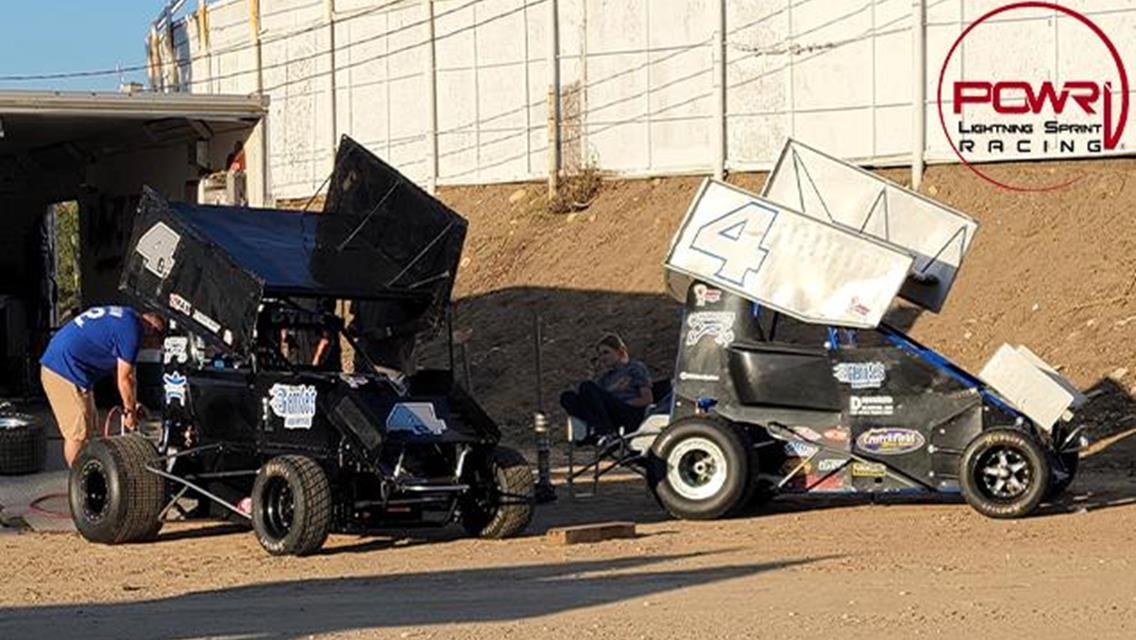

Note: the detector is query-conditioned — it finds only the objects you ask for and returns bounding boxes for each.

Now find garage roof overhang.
[0,90,267,121]
[0,90,268,200]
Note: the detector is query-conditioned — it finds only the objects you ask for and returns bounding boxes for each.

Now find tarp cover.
[119,135,467,353]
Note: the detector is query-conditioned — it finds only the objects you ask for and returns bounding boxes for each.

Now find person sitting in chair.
[560,333,652,441]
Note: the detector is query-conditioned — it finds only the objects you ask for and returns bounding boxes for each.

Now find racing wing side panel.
[665,179,915,329]
[119,187,264,352]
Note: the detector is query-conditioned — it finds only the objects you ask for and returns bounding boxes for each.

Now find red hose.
[103,406,123,438]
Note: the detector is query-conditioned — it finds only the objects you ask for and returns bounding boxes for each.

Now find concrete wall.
[154,0,1136,199]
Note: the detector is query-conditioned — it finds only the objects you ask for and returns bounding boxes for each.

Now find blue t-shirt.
[40,306,142,390]
[596,360,651,404]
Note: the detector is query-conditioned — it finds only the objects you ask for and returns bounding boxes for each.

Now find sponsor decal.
[163,372,187,405]
[856,428,926,456]
[192,309,221,334]
[386,402,448,436]
[852,461,888,478]
[849,297,871,317]
[794,427,823,442]
[850,395,895,417]
[833,362,886,389]
[783,440,819,458]
[679,371,720,382]
[163,336,189,365]
[937,2,1130,191]
[685,311,736,347]
[817,458,849,473]
[268,384,318,430]
[823,427,850,443]
[137,222,181,279]
[692,283,723,307]
[169,293,192,316]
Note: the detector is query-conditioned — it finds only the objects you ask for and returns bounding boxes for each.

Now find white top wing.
[665,179,915,329]
[763,139,978,313]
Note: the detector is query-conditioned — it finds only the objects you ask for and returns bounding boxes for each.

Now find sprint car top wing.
[120,137,468,352]
[763,139,978,313]
[665,179,915,329]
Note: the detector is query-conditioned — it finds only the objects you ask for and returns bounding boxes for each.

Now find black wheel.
[960,428,1050,519]
[251,455,332,556]
[460,446,535,539]
[647,417,751,520]
[0,412,45,475]
[69,435,166,543]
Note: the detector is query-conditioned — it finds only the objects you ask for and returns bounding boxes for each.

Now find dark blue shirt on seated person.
[595,360,651,404]
[40,306,142,390]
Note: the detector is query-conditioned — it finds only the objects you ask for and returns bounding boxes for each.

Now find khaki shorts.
[41,367,96,441]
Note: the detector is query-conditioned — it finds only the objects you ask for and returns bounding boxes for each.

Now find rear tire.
[460,446,535,539]
[69,435,165,543]
[251,455,332,556]
[0,413,45,475]
[648,417,750,520]
[960,428,1050,519]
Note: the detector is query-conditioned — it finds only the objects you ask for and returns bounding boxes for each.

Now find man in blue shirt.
[40,306,166,466]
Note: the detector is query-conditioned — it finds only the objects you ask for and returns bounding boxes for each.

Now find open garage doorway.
[0,90,268,396]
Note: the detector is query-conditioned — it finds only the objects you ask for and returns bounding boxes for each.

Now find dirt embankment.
[429,158,1136,440]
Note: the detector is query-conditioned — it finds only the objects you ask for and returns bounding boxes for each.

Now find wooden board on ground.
[545,521,636,545]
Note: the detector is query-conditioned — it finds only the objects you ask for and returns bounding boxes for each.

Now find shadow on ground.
[0,552,830,639]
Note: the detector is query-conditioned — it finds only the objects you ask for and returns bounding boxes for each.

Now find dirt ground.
[6,158,1136,638]
[3,440,1136,639]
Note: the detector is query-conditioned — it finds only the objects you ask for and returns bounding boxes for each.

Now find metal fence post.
[713,0,727,180]
[547,0,561,198]
[426,0,439,194]
[912,0,927,190]
[325,0,338,178]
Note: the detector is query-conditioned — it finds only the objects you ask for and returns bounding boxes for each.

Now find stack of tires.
[0,409,46,475]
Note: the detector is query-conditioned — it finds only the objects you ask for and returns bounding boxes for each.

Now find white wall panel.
[151,0,1136,196]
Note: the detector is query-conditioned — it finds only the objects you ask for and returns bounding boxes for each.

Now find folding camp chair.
[565,378,671,498]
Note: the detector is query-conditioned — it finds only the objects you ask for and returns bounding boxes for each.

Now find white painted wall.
[154,0,1136,200]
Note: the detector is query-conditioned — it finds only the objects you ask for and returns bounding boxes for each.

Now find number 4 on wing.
[690,202,777,287]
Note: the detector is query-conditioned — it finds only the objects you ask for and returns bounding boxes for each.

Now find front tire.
[251,455,332,556]
[69,435,165,544]
[960,428,1050,519]
[460,446,535,539]
[648,418,751,520]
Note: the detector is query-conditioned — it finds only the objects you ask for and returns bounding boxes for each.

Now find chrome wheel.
[666,437,728,501]
[977,446,1032,500]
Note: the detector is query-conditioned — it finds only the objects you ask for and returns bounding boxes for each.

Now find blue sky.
[0,1,172,91]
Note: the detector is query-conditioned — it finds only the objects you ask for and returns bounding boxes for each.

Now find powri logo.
[937,2,1129,191]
